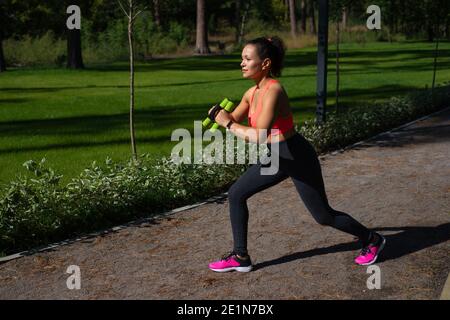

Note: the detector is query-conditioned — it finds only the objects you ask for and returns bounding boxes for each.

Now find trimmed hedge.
[0,85,449,256]
[299,85,450,153]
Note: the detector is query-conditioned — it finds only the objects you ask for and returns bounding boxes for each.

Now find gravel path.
[1,109,449,300]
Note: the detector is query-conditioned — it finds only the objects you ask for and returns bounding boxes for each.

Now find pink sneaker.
[355,233,386,266]
[208,252,253,272]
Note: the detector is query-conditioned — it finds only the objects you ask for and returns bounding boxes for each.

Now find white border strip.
[1,106,449,264]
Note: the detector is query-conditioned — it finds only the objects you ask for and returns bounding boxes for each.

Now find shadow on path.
[254,223,450,271]
[355,124,450,149]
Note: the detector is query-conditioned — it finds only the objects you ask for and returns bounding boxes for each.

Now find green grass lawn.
[1,41,449,185]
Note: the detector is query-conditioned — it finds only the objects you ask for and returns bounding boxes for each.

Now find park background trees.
[1,0,449,70]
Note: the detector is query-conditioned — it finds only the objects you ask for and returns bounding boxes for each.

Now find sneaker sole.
[209,265,253,273]
[357,236,386,266]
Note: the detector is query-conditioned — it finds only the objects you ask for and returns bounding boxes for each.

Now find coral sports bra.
[248,79,294,136]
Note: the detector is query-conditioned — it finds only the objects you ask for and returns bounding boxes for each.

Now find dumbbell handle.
[202,98,230,128]
[210,100,235,132]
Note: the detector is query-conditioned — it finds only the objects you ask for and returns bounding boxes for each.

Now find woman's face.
[240,44,268,79]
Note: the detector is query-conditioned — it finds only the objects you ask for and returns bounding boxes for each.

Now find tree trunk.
[393,1,398,34]
[309,0,316,34]
[388,0,394,33]
[397,0,402,34]
[284,0,289,22]
[289,0,297,39]
[301,0,307,33]
[238,0,250,45]
[235,0,241,43]
[0,37,6,72]
[342,6,347,30]
[427,26,434,42]
[67,29,84,69]
[128,2,137,160]
[445,16,449,39]
[445,11,450,40]
[153,0,161,30]
[195,0,210,54]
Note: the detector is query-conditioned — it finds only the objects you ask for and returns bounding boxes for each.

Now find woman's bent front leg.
[228,163,288,256]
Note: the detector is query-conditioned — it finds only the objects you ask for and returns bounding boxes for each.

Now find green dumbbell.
[202,98,235,133]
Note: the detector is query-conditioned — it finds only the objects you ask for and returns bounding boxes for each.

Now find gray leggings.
[228,133,372,256]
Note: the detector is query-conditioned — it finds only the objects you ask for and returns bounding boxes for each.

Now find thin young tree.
[118,0,147,161]
[431,22,444,99]
[430,1,448,98]
[333,1,348,112]
[332,0,351,113]
[335,12,340,112]
[431,32,439,96]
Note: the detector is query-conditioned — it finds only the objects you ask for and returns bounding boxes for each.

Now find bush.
[3,31,66,67]
[0,155,247,255]
[3,14,193,67]
[83,16,191,62]
[87,18,129,63]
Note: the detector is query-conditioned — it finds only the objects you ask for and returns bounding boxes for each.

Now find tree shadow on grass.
[253,223,450,271]
[0,78,248,93]
[0,102,317,155]
[0,84,431,155]
[0,98,31,104]
[83,47,450,73]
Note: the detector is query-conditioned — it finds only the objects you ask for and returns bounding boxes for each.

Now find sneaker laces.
[360,246,372,256]
[221,251,236,261]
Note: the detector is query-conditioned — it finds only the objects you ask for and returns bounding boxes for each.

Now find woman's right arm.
[229,88,252,123]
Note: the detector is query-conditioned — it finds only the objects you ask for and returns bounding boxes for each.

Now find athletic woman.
[208,36,385,272]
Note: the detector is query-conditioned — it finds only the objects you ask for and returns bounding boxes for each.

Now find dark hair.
[246,36,286,78]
